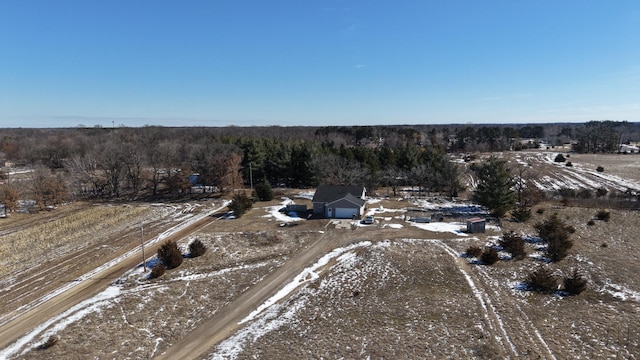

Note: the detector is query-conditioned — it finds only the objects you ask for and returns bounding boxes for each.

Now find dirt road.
[155,229,348,360]
[0,211,219,352]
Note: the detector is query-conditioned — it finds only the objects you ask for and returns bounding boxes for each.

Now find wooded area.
[0,121,638,210]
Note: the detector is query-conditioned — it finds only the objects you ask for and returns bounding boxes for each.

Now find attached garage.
[326,194,366,219]
[333,207,358,219]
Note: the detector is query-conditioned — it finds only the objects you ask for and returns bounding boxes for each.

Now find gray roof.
[327,192,366,208]
[312,185,365,203]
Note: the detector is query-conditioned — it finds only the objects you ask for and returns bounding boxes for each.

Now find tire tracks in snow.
[435,240,556,359]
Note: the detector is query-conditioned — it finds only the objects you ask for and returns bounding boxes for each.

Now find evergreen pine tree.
[254,179,274,201]
[534,213,573,262]
[472,156,517,217]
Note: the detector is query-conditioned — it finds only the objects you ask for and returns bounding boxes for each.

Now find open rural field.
[1,150,640,359]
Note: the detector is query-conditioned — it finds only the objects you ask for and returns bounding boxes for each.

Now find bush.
[577,188,592,199]
[149,263,166,279]
[596,188,608,198]
[465,245,483,258]
[480,247,500,265]
[525,266,558,293]
[596,166,604,172]
[534,213,573,262]
[587,219,595,226]
[565,161,573,167]
[512,206,531,222]
[563,268,587,295]
[254,179,274,201]
[38,335,59,350]
[499,232,526,260]
[557,188,576,198]
[228,192,254,218]
[554,154,566,162]
[157,240,183,269]
[595,209,611,222]
[189,238,207,258]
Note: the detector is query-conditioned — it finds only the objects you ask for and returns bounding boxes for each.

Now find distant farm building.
[619,144,639,153]
[312,185,367,219]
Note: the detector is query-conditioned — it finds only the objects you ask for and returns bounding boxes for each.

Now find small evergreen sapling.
[525,266,558,294]
[499,232,526,260]
[563,268,587,295]
[480,247,500,265]
[534,213,573,262]
[189,238,207,258]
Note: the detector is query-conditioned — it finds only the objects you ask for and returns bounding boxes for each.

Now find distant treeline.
[0,121,637,206]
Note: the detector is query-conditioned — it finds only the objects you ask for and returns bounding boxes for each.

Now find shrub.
[587,219,595,226]
[596,166,604,172]
[480,247,500,265]
[228,192,254,218]
[149,263,166,279]
[577,188,592,199]
[565,161,573,167]
[157,240,183,269]
[554,154,566,162]
[534,213,573,262]
[595,209,610,222]
[254,179,274,201]
[595,188,608,198]
[189,238,207,258]
[38,335,59,350]
[512,206,531,222]
[465,245,483,258]
[525,266,558,293]
[499,232,526,260]
[563,268,587,295]
[557,188,576,198]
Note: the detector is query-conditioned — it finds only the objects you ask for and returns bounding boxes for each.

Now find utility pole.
[140,223,146,272]
[249,162,254,191]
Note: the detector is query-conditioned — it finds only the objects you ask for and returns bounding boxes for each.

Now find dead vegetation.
[3,154,640,359]
[0,203,156,278]
[5,197,640,359]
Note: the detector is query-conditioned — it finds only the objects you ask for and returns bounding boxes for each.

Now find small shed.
[466,217,486,233]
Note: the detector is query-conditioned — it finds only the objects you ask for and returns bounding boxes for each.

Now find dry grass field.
[2,150,640,359]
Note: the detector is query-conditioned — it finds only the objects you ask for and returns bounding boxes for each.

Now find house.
[312,185,367,219]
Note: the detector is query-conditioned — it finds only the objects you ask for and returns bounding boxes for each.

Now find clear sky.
[1,0,639,128]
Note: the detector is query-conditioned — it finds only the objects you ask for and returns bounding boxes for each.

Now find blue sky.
[1,0,639,128]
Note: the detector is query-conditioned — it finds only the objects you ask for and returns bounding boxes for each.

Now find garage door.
[335,207,357,219]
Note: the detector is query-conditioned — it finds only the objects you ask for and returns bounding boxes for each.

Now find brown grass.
[5,174,640,358]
